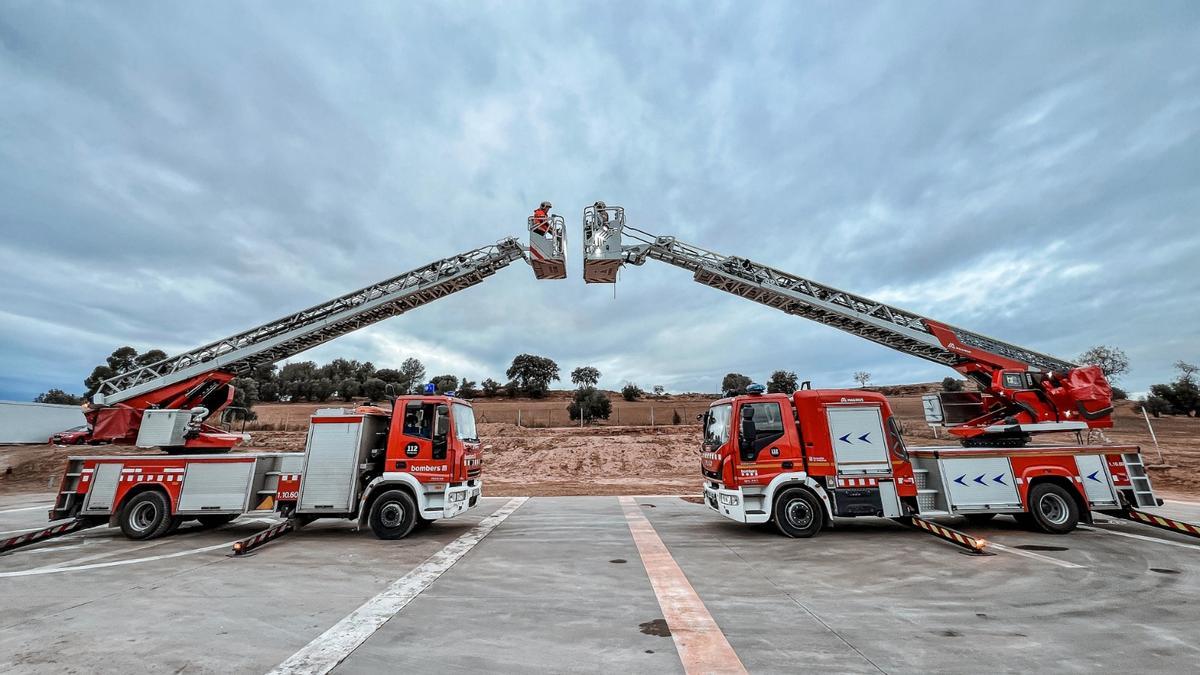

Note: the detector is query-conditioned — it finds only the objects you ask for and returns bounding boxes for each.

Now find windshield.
[452,403,478,442]
[704,404,732,447]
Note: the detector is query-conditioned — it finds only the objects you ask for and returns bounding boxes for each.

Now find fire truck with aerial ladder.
[2,222,569,555]
[583,204,1200,552]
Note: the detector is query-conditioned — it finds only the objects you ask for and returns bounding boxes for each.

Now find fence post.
[517,409,522,428]
[650,407,655,428]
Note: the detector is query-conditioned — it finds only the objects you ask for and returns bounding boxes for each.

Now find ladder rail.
[95,238,527,405]
[619,227,1076,373]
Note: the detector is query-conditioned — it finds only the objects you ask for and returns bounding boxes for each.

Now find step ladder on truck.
[5,231,555,555]
[584,205,1200,550]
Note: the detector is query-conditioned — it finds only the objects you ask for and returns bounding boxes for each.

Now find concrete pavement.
[2,493,1199,674]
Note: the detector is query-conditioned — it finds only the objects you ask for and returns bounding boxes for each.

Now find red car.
[50,425,98,446]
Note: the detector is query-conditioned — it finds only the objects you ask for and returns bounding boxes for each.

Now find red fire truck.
[699,387,1153,538]
[586,206,1197,548]
[4,232,560,555]
[49,398,482,543]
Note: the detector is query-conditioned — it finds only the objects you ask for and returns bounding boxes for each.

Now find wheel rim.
[129,501,159,533]
[380,501,405,529]
[1038,492,1070,525]
[784,498,814,530]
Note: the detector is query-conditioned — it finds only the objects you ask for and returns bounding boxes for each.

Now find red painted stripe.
[619,497,746,674]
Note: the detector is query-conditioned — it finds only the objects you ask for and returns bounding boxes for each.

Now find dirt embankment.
[4,396,1198,499]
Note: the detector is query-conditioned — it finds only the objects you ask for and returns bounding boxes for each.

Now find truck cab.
[702,388,915,535]
[354,394,484,537]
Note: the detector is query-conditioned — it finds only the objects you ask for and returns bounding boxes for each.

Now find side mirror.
[739,408,757,455]
[434,404,450,438]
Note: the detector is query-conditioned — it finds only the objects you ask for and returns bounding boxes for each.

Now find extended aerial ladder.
[87,224,566,452]
[582,205,1114,445]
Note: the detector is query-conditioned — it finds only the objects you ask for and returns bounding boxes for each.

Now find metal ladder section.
[1121,453,1158,508]
[94,239,527,405]
[615,227,1075,373]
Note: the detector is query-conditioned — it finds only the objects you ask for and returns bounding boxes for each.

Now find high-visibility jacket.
[533,208,549,233]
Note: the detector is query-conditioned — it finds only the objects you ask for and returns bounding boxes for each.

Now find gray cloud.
[2,1,1198,401]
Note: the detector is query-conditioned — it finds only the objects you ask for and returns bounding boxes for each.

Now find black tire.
[413,516,434,531]
[1026,483,1080,534]
[197,514,239,528]
[773,488,824,538]
[964,513,997,525]
[161,517,183,535]
[368,490,418,540]
[119,491,173,540]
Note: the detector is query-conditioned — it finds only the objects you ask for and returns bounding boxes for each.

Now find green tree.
[941,377,965,392]
[506,354,560,398]
[399,357,427,393]
[481,378,501,397]
[134,349,168,367]
[311,378,335,402]
[571,366,601,387]
[621,383,643,401]
[721,373,751,396]
[459,377,478,398]
[568,387,612,422]
[431,374,459,395]
[362,377,388,402]
[34,389,83,405]
[84,345,168,397]
[1077,345,1130,382]
[228,377,259,420]
[766,370,798,394]
[338,378,361,401]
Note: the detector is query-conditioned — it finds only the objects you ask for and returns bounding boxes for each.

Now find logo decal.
[405,443,419,457]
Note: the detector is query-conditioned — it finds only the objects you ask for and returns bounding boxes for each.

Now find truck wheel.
[197,514,239,528]
[774,488,823,538]
[369,490,418,540]
[119,491,172,540]
[1026,483,1079,534]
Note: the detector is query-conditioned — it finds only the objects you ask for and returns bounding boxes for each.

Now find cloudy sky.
[2,2,1198,401]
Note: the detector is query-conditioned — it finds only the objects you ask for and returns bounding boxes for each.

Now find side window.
[1003,372,1024,389]
[886,417,909,461]
[742,402,785,454]
[402,402,434,439]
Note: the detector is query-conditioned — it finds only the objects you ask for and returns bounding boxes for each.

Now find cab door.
[733,399,794,486]
[390,400,452,483]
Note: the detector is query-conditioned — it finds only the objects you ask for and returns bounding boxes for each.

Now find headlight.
[449,491,467,503]
[719,494,740,506]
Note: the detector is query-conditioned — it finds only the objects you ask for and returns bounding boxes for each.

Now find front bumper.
[703,484,768,524]
[441,481,483,519]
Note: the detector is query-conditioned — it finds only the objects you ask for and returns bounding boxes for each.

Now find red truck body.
[701,389,1154,537]
[49,396,483,542]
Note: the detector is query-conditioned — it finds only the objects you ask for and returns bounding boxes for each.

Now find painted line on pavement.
[619,495,747,675]
[0,539,240,577]
[268,497,528,675]
[987,542,1085,569]
[0,504,53,514]
[1080,525,1200,551]
[29,535,181,571]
